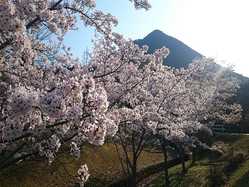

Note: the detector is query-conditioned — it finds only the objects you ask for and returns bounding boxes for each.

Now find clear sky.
[64,0,249,77]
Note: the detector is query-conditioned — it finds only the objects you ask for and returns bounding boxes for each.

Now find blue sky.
[64,0,249,77]
[64,0,172,56]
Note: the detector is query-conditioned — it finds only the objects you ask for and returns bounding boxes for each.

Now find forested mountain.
[135,30,202,68]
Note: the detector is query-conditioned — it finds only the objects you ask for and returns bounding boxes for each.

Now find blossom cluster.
[0,0,241,186]
[0,0,151,184]
[92,37,242,149]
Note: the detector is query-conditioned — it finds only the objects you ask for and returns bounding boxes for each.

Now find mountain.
[135,30,249,128]
[135,30,202,68]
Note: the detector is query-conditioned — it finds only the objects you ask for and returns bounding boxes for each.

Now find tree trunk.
[181,156,186,174]
[130,132,138,187]
[130,164,137,187]
[192,148,196,165]
[160,139,170,187]
[180,148,186,174]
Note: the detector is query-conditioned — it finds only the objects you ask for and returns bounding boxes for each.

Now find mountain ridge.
[135,29,203,68]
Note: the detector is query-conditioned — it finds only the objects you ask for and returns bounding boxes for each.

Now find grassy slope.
[0,144,163,187]
[151,134,249,187]
[150,161,211,187]
[228,159,249,186]
[215,134,249,186]
[1,135,249,187]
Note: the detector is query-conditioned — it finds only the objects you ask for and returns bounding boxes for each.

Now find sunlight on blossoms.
[0,0,245,187]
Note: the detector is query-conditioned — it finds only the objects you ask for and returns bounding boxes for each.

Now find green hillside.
[151,134,249,187]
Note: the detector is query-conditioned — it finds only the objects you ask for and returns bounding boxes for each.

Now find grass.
[0,144,163,187]
[150,161,211,187]
[2,134,249,187]
[150,134,249,187]
[228,159,249,186]
[213,134,249,153]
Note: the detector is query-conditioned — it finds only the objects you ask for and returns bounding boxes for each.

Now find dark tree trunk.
[192,148,196,165]
[130,164,137,187]
[181,156,186,174]
[160,139,170,187]
[180,147,186,174]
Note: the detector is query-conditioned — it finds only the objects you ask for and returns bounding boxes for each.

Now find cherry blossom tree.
[144,59,242,186]
[87,31,241,186]
[87,35,170,186]
[0,0,151,186]
[0,1,242,187]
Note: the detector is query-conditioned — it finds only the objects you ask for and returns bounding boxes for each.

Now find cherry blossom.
[0,0,152,185]
[0,1,241,186]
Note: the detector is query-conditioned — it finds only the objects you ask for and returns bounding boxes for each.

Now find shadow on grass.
[234,170,249,187]
[84,177,108,187]
[169,173,185,187]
